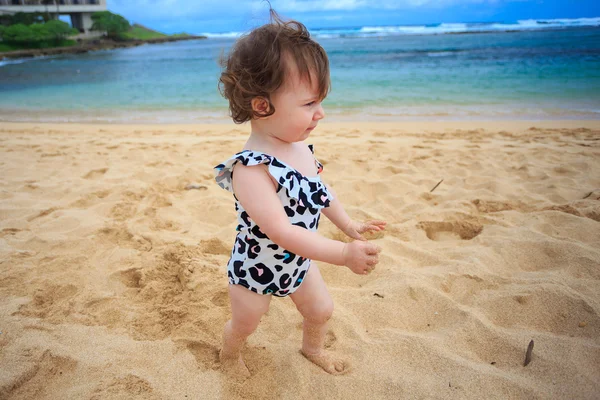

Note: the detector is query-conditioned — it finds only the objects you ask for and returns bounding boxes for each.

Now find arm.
[232,164,346,265]
[232,164,380,272]
[322,184,352,232]
[322,182,387,240]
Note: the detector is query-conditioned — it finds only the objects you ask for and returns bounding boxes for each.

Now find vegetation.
[0,11,199,54]
[0,19,78,49]
[0,43,17,52]
[120,24,192,40]
[90,11,130,40]
[121,24,166,40]
[0,11,51,27]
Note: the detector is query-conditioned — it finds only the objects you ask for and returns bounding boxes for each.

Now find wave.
[0,54,58,68]
[198,17,600,40]
[310,17,600,38]
[198,31,243,38]
[0,58,28,68]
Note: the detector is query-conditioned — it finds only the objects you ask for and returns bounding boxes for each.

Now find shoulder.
[232,162,278,192]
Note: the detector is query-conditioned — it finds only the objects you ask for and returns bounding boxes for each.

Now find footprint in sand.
[83,168,108,179]
[90,374,159,400]
[210,290,229,307]
[4,350,78,399]
[481,287,598,339]
[116,267,143,288]
[96,226,152,251]
[417,220,483,241]
[16,283,79,320]
[177,339,221,371]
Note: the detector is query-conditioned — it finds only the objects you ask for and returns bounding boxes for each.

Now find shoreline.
[2,120,599,132]
[0,35,207,61]
[1,105,599,125]
[0,112,599,125]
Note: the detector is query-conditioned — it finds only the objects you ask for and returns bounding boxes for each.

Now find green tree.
[2,24,38,44]
[91,11,130,40]
[2,20,78,48]
[7,12,49,26]
[43,20,78,43]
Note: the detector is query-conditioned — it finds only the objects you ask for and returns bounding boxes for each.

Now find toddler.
[214,9,386,377]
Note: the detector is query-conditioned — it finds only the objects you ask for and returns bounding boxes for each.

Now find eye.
[304,101,315,107]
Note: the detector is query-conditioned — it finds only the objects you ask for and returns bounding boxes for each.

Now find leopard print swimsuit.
[214,145,333,297]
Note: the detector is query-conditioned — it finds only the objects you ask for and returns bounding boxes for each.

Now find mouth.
[306,126,317,131]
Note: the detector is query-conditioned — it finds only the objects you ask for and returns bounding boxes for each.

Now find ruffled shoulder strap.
[308,144,324,174]
[214,148,333,209]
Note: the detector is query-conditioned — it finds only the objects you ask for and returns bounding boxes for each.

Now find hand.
[342,219,387,241]
[342,241,381,275]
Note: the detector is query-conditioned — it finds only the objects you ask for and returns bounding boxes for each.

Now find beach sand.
[1,120,599,399]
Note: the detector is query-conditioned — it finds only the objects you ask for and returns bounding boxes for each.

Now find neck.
[248,120,293,150]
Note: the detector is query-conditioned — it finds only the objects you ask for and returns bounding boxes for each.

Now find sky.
[105,0,600,34]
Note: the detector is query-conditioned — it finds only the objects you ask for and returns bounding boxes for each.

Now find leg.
[289,263,350,375]
[220,284,271,378]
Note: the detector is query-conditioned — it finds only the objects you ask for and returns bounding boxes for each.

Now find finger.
[368,220,387,226]
[367,254,379,264]
[366,245,382,255]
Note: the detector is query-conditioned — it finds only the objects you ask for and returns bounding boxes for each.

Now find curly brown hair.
[218,9,330,124]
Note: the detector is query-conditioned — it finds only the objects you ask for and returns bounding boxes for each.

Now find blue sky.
[106,0,600,34]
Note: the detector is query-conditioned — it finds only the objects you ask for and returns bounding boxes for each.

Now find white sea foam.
[0,54,57,68]
[197,17,600,40]
[198,31,243,39]
[0,59,27,68]
[308,17,600,38]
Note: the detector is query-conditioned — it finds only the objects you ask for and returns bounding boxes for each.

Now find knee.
[230,317,261,337]
[302,299,334,324]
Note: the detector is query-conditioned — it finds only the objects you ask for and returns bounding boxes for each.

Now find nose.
[313,103,325,121]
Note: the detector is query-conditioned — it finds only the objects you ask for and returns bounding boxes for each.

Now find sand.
[1,120,599,399]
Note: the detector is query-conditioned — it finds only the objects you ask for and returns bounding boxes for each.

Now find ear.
[251,97,271,117]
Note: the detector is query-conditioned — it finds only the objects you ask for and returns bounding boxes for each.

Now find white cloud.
[277,0,511,12]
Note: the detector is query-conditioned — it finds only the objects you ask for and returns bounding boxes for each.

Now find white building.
[0,0,108,37]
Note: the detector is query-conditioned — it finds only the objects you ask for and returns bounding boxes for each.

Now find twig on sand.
[430,179,444,193]
[583,190,598,200]
[185,183,207,190]
[524,340,534,366]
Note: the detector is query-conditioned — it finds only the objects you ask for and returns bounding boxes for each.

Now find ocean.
[0,17,599,122]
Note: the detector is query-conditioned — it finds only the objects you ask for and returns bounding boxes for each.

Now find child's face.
[266,68,325,143]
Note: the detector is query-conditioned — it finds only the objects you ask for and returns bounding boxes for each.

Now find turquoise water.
[1,20,599,122]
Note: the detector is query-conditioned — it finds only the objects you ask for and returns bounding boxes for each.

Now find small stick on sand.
[582,190,598,200]
[185,183,207,190]
[430,179,444,193]
[523,340,534,366]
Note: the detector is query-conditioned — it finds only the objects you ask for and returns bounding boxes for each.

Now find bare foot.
[301,349,351,375]
[220,349,251,379]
